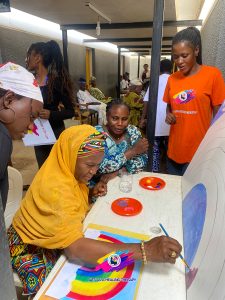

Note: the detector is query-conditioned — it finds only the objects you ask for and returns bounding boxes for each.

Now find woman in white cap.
[0,62,43,210]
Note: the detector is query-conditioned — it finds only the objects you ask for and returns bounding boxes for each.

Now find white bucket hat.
[0,62,43,102]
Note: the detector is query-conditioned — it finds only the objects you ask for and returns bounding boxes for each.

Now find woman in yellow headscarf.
[7,125,182,296]
[7,125,106,295]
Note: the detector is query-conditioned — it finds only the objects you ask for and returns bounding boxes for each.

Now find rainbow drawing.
[43,224,149,300]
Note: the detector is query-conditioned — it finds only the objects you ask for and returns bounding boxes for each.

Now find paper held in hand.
[23,118,56,146]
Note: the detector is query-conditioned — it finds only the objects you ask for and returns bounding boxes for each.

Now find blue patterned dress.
[95,125,148,174]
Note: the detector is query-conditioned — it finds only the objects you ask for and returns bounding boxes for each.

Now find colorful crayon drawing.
[41,224,149,300]
[28,122,39,136]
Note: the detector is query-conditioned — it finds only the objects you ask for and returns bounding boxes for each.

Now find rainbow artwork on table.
[41,224,149,300]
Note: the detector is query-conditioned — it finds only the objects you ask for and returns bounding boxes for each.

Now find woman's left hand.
[39,109,50,119]
[92,181,107,197]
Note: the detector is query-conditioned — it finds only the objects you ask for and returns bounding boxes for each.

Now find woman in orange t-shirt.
[164,27,225,176]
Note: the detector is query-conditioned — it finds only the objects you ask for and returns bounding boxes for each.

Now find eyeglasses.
[30,99,39,122]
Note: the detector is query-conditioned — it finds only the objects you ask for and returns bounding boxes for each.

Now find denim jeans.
[167,157,189,176]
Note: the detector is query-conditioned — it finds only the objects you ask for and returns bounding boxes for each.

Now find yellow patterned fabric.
[123,92,143,126]
[13,125,102,249]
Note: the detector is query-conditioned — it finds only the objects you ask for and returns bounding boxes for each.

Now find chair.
[74,102,99,125]
[62,101,98,128]
[4,166,23,287]
[4,166,23,229]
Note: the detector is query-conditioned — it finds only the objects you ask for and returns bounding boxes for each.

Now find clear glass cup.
[119,171,133,193]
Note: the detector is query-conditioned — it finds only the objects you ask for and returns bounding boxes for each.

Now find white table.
[35,172,186,300]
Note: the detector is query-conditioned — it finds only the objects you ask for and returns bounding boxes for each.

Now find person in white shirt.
[120,74,129,93]
[139,59,172,172]
[77,78,107,125]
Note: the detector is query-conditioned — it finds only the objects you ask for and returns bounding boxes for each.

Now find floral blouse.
[95,124,148,174]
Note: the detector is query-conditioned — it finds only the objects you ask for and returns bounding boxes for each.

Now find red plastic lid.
[139,177,166,190]
[111,198,143,216]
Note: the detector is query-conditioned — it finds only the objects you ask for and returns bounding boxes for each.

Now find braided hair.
[27,40,74,103]
[172,27,202,65]
[106,98,130,114]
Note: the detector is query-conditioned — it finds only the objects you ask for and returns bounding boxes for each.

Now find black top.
[41,82,74,137]
[0,123,12,211]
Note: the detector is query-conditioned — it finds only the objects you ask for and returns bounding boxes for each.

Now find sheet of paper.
[23,118,56,146]
[40,224,149,300]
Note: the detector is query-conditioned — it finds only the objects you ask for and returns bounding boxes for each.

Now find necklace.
[104,125,124,141]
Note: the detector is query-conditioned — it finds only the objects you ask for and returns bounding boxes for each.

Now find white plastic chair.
[4,166,23,287]
[4,166,23,228]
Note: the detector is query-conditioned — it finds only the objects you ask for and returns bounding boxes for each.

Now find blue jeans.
[167,158,189,176]
[152,137,168,172]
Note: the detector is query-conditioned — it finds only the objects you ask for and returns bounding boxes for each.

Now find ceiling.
[10,0,205,54]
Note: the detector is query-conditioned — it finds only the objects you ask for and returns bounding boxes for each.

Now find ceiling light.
[96,16,101,36]
[198,0,217,23]
[85,2,111,24]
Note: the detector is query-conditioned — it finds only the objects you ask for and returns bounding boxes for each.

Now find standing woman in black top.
[26,40,75,168]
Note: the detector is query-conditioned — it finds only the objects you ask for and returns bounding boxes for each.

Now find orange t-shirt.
[163,65,225,163]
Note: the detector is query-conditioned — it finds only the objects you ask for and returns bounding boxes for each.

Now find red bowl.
[111,197,143,216]
[139,177,166,191]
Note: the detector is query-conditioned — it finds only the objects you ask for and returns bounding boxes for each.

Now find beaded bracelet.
[140,240,147,264]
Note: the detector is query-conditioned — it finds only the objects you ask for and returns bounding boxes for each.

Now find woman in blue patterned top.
[93,99,148,195]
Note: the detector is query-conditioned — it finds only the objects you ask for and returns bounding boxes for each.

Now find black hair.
[27,40,74,103]
[172,27,202,65]
[0,88,7,97]
[160,59,173,74]
[106,99,130,114]
[0,88,23,99]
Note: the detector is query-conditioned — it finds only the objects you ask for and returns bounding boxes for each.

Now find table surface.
[35,172,186,300]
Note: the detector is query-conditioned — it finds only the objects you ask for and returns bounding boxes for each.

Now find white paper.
[23,118,56,146]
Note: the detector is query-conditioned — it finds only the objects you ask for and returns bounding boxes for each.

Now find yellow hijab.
[13,125,102,249]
